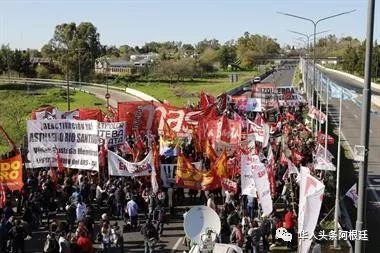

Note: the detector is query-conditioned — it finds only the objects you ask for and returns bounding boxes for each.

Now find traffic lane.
[262,65,296,87]
[76,85,140,107]
[327,98,380,252]
[317,66,380,95]
[328,97,380,170]
[239,66,296,97]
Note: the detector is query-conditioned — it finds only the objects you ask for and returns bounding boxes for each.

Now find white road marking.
[171,237,183,252]
[354,114,358,119]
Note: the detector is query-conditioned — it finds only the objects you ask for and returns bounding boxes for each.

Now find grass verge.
[0,83,105,153]
[112,71,257,106]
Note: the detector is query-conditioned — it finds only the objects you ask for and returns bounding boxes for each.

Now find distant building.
[30,57,51,66]
[320,57,338,65]
[95,53,159,76]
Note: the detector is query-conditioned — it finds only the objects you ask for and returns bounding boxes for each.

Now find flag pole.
[333,88,343,249]
[324,79,329,160]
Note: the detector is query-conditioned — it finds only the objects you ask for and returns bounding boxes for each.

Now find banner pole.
[333,88,343,249]
[324,79,329,160]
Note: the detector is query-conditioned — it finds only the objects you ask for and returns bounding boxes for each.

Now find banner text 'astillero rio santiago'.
[27,120,99,171]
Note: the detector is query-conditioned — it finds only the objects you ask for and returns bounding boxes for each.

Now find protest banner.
[0,153,23,191]
[246,120,270,147]
[108,150,152,177]
[27,120,99,171]
[241,154,257,197]
[252,160,273,216]
[98,121,126,147]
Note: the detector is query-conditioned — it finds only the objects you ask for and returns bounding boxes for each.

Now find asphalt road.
[240,63,297,97]
[73,84,140,107]
[317,67,380,252]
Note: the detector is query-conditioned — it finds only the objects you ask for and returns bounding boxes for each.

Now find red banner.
[199,91,216,109]
[79,108,103,121]
[0,153,24,191]
[217,116,241,145]
[118,101,157,135]
[221,178,238,193]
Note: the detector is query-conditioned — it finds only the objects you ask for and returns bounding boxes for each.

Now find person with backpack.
[44,225,59,253]
[141,219,159,253]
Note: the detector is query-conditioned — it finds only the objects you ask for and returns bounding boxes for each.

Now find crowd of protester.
[0,98,328,253]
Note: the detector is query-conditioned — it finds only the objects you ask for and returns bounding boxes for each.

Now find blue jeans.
[247,206,254,220]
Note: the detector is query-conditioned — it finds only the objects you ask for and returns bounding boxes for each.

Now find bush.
[35,65,50,79]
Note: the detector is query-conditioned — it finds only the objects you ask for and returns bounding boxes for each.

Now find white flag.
[345,184,358,208]
[298,167,325,253]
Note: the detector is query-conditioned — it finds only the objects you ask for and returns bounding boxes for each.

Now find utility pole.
[279,10,356,133]
[355,0,376,252]
[66,49,70,111]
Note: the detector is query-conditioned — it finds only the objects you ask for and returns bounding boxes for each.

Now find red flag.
[48,168,58,183]
[199,91,216,109]
[163,120,176,140]
[280,152,288,166]
[266,164,277,197]
[99,143,107,168]
[0,184,6,208]
[291,149,305,166]
[214,150,228,178]
[218,116,241,145]
[286,112,296,121]
[205,139,218,162]
[55,150,65,174]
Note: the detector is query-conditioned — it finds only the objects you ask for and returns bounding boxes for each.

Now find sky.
[0,0,379,50]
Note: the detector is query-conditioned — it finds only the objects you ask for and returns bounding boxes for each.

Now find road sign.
[105,93,110,99]
[353,145,365,162]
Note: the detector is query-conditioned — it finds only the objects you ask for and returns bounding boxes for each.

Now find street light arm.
[316,10,356,25]
[289,30,310,39]
[277,11,315,25]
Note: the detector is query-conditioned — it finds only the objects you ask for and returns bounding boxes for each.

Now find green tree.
[42,22,103,81]
[236,32,280,69]
[198,47,219,73]
[341,46,359,74]
[196,39,221,54]
[35,65,50,78]
[218,41,237,70]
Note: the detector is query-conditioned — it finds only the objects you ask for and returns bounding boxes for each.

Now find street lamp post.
[355,0,376,252]
[279,9,356,251]
[66,49,70,111]
[279,10,356,134]
[289,30,330,104]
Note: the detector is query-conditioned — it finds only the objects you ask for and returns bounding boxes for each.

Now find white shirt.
[76,202,87,221]
[96,185,105,199]
[58,236,70,253]
[207,198,216,210]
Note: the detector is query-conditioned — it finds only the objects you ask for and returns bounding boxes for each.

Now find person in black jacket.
[141,219,159,253]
